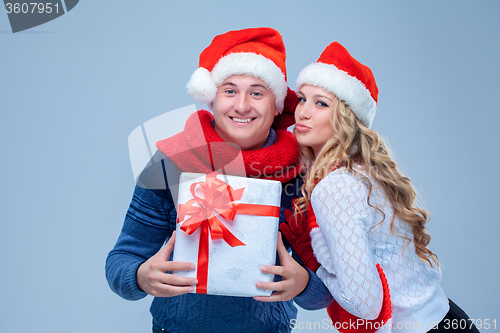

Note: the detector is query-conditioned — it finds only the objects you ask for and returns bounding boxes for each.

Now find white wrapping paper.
[173,172,281,297]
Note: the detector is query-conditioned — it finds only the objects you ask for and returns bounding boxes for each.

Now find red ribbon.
[177,173,280,294]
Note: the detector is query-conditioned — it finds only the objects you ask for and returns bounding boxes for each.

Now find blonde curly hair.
[294,96,439,268]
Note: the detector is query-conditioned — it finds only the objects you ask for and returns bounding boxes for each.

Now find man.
[106,27,333,333]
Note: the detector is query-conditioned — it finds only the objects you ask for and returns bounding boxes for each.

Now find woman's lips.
[295,123,311,132]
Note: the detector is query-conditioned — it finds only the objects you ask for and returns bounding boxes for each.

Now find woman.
[292,41,479,332]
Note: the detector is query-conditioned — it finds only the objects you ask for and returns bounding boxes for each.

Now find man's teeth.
[232,117,253,123]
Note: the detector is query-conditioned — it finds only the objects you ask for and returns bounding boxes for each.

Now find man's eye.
[252,92,262,97]
[298,97,306,103]
[225,89,235,94]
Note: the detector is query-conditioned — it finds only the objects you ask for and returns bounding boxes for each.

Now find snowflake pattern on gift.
[227,267,243,280]
[209,246,217,259]
[207,286,219,294]
[234,229,245,241]
[246,197,266,205]
[262,235,278,261]
[233,216,260,235]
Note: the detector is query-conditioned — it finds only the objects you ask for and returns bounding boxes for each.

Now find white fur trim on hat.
[187,53,287,113]
[296,62,376,128]
[186,67,217,104]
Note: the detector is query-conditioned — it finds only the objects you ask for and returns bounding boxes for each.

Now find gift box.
[173,172,282,297]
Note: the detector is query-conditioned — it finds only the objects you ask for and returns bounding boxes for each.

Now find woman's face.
[294,85,336,156]
[212,75,278,151]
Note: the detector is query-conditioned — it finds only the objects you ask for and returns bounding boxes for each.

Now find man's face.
[212,75,278,151]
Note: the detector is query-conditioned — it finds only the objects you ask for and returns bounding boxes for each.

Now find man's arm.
[105,153,195,300]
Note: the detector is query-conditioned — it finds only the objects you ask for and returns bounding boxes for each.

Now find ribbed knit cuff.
[125,261,148,300]
[293,268,333,310]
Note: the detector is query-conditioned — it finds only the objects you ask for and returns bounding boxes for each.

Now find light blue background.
[1,1,499,332]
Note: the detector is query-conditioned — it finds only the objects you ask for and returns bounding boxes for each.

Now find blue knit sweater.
[106,151,333,333]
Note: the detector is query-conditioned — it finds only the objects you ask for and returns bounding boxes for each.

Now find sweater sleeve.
[105,156,177,301]
[293,267,334,310]
[311,171,383,319]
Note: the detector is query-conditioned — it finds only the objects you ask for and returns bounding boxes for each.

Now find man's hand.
[137,231,198,297]
[253,232,309,302]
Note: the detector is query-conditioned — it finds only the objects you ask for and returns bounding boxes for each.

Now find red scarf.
[156,110,300,183]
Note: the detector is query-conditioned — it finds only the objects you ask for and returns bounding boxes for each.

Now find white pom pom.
[186,67,217,104]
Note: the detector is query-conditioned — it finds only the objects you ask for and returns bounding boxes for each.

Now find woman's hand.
[137,231,198,297]
[253,232,309,302]
[280,203,320,272]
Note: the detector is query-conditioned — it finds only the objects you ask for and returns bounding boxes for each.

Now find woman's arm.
[311,171,383,320]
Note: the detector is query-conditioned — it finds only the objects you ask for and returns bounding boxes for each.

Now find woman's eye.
[298,97,306,103]
[317,100,328,107]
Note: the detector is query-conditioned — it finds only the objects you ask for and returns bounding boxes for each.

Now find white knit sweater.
[310,167,449,333]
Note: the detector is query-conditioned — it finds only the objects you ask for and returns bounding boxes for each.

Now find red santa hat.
[186,27,288,113]
[295,42,378,128]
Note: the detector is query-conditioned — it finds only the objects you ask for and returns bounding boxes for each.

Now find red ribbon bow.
[177,172,280,294]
